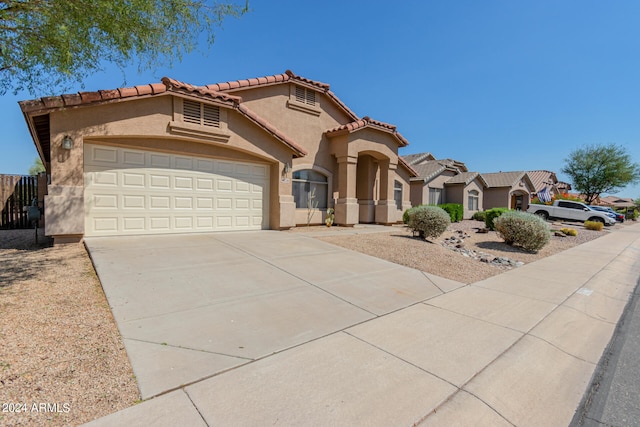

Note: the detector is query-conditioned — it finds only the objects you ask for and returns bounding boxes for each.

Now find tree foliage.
[0,0,248,95]
[561,144,640,204]
[28,157,45,175]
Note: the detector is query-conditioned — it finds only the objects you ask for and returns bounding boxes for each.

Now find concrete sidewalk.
[84,223,640,426]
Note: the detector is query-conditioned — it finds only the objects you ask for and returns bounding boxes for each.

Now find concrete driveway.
[84,225,640,426]
[85,231,463,399]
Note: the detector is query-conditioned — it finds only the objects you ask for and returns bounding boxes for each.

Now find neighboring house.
[481,171,535,211]
[403,153,470,204]
[556,181,572,193]
[403,152,486,218]
[527,170,559,199]
[526,170,573,200]
[443,172,488,219]
[20,70,417,243]
[599,196,637,209]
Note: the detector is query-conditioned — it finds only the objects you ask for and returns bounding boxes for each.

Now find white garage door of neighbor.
[84,144,270,237]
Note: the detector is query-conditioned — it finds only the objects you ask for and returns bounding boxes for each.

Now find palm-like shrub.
[406,205,451,240]
[494,210,551,252]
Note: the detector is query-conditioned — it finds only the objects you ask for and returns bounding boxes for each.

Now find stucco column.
[334,155,359,226]
[375,159,398,224]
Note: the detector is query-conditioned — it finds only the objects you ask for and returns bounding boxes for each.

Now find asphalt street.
[571,276,640,427]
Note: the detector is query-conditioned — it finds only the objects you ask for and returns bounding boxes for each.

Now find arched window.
[394,180,403,209]
[468,189,479,211]
[292,170,328,209]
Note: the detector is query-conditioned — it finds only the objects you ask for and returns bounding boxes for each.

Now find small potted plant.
[325,208,335,227]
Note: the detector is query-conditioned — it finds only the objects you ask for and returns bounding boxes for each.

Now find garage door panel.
[174,197,193,209]
[85,144,269,236]
[122,172,145,187]
[90,146,119,164]
[149,174,170,189]
[123,195,145,209]
[150,154,171,168]
[150,217,171,230]
[150,195,171,209]
[175,157,193,170]
[93,171,118,186]
[123,217,146,231]
[122,150,145,166]
[235,181,250,192]
[196,178,214,191]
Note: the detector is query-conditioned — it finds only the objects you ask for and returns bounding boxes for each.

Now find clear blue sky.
[2,0,639,199]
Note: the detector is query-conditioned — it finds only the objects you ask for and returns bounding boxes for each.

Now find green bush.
[438,203,463,222]
[494,210,551,252]
[406,205,451,240]
[484,208,509,230]
[471,211,486,222]
[584,220,604,231]
[560,227,578,236]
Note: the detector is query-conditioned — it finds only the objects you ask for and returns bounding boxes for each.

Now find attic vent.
[183,99,220,128]
[295,85,316,106]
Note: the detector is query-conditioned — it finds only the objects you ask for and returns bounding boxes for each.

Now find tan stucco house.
[20,70,417,243]
[443,172,488,218]
[481,171,535,211]
[404,152,486,218]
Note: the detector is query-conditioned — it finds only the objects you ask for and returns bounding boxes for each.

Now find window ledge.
[287,100,321,116]
[169,121,230,143]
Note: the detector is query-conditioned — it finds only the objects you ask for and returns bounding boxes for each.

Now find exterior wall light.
[62,135,73,150]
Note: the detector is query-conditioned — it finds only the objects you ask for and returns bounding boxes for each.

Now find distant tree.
[28,157,45,175]
[562,144,640,204]
[0,0,249,95]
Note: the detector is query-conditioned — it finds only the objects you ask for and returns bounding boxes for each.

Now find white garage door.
[84,144,269,237]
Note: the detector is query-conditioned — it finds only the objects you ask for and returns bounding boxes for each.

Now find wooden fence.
[1,175,39,229]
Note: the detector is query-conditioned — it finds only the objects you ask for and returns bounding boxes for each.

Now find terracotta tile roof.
[19,83,169,113]
[162,77,242,104]
[205,69,329,92]
[20,77,307,158]
[204,70,359,121]
[325,116,409,146]
[402,152,435,165]
[444,171,487,187]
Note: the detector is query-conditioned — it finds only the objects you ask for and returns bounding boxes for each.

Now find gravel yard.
[314,220,611,284]
[0,229,138,427]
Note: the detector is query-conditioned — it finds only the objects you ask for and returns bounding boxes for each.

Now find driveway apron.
[84,231,451,399]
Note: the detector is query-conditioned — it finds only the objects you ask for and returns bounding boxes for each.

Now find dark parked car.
[588,205,625,222]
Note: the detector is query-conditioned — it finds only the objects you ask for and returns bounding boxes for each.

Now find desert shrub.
[406,205,451,240]
[560,227,578,236]
[484,207,509,230]
[584,220,604,231]
[471,211,486,222]
[403,205,423,224]
[494,210,551,252]
[438,203,463,222]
